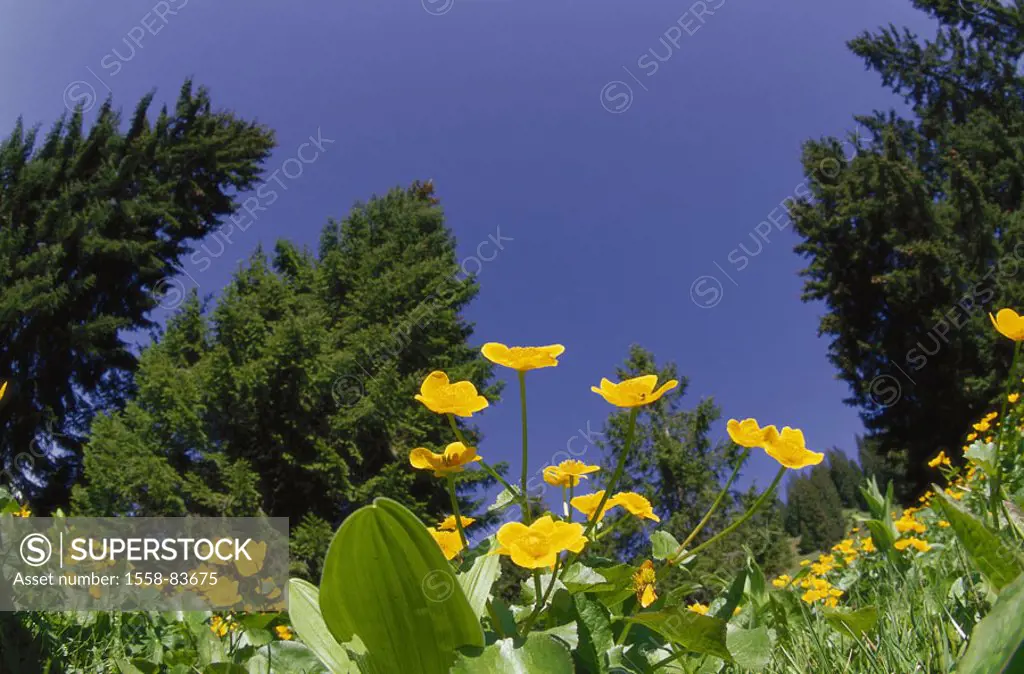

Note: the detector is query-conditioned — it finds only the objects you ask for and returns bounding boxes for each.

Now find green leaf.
[821,606,878,637]
[486,598,518,639]
[319,498,484,674]
[725,625,771,670]
[626,610,731,661]
[202,665,248,674]
[934,490,1024,592]
[745,554,768,606]
[540,622,579,650]
[488,487,522,513]
[287,579,356,673]
[714,567,746,621]
[458,551,501,619]
[560,563,609,593]
[574,593,613,673]
[958,572,1024,673]
[864,519,898,562]
[650,531,681,561]
[450,633,573,673]
[256,641,329,674]
[964,441,997,477]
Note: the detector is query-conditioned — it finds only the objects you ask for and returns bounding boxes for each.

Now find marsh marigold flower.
[990,308,1024,341]
[895,537,931,553]
[481,343,565,371]
[687,602,709,615]
[275,625,294,641]
[895,515,926,535]
[611,492,660,522]
[493,516,586,569]
[12,503,30,518]
[409,442,482,477]
[727,418,779,448]
[772,574,791,588]
[543,459,600,488]
[591,375,678,408]
[1010,393,1021,404]
[414,371,489,417]
[860,537,876,553]
[928,451,951,468]
[571,490,618,522]
[632,560,658,608]
[763,426,825,470]
[438,514,475,531]
[428,528,465,560]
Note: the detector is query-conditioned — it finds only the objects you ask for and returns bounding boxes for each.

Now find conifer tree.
[72,182,502,574]
[0,81,274,511]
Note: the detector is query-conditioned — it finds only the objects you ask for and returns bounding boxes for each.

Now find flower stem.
[677,466,786,561]
[447,413,522,503]
[518,371,531,523]
[669,447,750,565]
[991,341,1021,530]
[567,484,574,523]
[583,408,638,540]
[446,474,468,549]
[521,558,561,633]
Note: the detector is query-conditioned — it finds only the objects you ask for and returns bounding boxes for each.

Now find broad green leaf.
[450,633,573,673]
[203,665,248,674]
[964,441,997,477]
[287,579,356,673]
[714,567,746,621]
[864,519,898,563]
[540,622,579,649]
[725,625,771,670]
[745,554,768,605]
[574,593,613,673]
[560,563,608,593]
[821,606,878,637]
[319,498,484,674]
[255,641,329,674]
[934,490,1024,592]
[487,598,518,639]
[626,610,731,661]
[458,551,501,619]
[488,487,522,513]
[957,573,1024,673]
[650,531,681,560]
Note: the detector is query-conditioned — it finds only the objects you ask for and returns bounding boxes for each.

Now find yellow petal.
[639,584,657,608]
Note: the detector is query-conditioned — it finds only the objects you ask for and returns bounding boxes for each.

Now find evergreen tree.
[72,182,502,574]
[789,1,1024,495]
[784,465,846,554]
[827,448,865,510]
[0,81,274,511]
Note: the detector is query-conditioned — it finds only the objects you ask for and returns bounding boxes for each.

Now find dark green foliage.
[72,182,501,534]
[0,80,274,512]
[789,0,1024,495]
[827,449,865,510]
[784,465,847,554]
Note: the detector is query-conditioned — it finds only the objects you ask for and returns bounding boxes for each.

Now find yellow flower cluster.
[831,538,858,564]
[209,615,238,638]
[726,419,824,470]
[274,625,294,641]
[570,490,660,523]
[632,560,658,608]
[800,576,843,608]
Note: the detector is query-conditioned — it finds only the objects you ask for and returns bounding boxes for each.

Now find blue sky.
[1,0,935,506]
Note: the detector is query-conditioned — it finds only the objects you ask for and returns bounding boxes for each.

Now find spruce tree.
[72,182,502,574]
[827,449,865,510]
[784,466,847,554]
[789,1,1024,494]
[0,81,274,511]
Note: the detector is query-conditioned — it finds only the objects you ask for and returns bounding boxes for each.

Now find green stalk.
[447,413,521,501]
[521,557,561,633]
[518,371,531,523]
[669,447,751,564]
[446,474,468,549]
[567,484,574,523]
[681,466,786,560]
[582,408,638,539]
[991,341,1021,530]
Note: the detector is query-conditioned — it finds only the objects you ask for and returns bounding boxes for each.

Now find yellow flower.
[0,380,7,401]
[1010,393,1021,404]
[726,418,779,448]
[414,371,489,417]
[687,602,709,615]
[610,492,660,522]
[428,528,464,561]
[860,537,876,553]
[894,537,931,553]
[772,574,791,588]
[438,514,476,531]
[275,625,294,640]
[492,516,586,569]
[832,539,856,556]
[632,560,658,608]
[591,375,678,408]
[938,520,950,528]
[481,343,565,371]
[928,451,951,468]
[542,460,600,488]
[990,308,1024,341]
[570,490,618,522]
[234,540,267,577]
[895,516,926,535]
[966,432,978,441]
[945,487,964,500]
[12,503,30,518]
[409,442,482,477]
[799,559,810,566]
[763,426,825,470]
[210,616,228,637]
